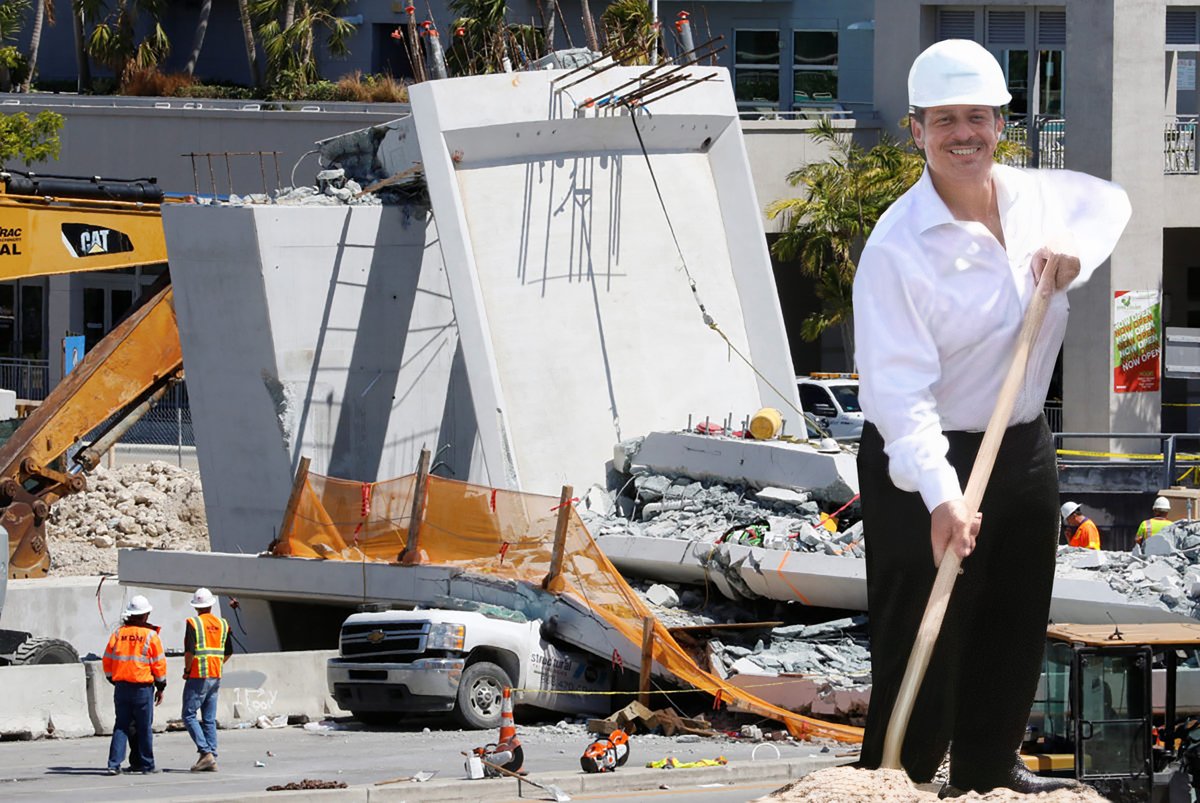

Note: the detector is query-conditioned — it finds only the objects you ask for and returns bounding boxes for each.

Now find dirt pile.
[46,461,209,576]
[762,767,1107,802]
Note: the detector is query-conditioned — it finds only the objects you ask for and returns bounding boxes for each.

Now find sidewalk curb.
[170,754,853,802]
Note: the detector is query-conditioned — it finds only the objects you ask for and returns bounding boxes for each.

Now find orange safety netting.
[272,469,863,743]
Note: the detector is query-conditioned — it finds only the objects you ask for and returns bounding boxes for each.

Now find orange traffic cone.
[498,687,518,745]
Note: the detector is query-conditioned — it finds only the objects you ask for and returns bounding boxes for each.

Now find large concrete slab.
[162,203,462,554]
[0,663,93,739]
[597,533,1196,624]
[1,576,200,659]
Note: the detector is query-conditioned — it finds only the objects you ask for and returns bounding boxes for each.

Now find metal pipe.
[585,39,721,108]
[73,379,175,472]
[629,73,717,107]
[554,41,643,91]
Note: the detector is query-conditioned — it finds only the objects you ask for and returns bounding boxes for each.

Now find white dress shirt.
[853,164,1131,512]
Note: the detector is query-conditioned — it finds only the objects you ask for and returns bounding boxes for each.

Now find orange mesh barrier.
[273,471,863,743]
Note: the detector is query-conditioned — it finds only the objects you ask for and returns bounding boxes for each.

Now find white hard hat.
[908,39,1012,109]
[190,587,216,608]
[123,594,153,618]
[1060,501,1081,519]
[1153,496,1172,512]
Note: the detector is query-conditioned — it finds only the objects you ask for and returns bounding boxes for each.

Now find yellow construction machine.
[0,171,185,579]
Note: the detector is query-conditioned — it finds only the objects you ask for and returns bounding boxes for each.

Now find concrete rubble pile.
[579,473,862,558]
[47,461,209,576]
[1056,520,1200,618]
[708,617,871,690]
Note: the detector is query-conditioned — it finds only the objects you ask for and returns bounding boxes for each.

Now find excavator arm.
[0,172,185,578]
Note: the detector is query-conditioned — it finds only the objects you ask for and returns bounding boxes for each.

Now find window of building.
[19,283,43,359]
[0,284,13,357]
[792,30,837,102]
[734,29,781,108]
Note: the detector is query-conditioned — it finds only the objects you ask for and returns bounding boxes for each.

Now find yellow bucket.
[749,407,783,440]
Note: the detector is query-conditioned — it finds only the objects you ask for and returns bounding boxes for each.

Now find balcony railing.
[1002,115,1066,169]
[1165,115,1198,175]
[0,357,49,401]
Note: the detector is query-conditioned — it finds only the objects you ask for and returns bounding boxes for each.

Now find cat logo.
[61,223,135,259]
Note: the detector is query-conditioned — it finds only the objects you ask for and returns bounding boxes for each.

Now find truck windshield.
[831,385,861,413]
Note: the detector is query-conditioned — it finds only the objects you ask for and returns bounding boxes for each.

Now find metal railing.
[1165,115,1199,175]
[1002,115,1066,169]
[1054,432,1200,490]
[1043,401,1063,433]
[0,357,49,400]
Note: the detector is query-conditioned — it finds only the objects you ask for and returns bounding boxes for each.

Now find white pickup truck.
[328,607,614,728]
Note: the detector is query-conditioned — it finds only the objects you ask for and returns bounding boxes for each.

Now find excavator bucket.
[0,280,183,578]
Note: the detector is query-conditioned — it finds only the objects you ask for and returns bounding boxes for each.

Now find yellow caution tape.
[1056,449,1200,461]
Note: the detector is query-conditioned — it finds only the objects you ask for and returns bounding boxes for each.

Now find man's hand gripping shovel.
[879,256,1064,770]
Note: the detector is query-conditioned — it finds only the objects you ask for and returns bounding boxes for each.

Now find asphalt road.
[0,718,857,802]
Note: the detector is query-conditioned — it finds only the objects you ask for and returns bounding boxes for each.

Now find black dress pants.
[857,418,1059,784]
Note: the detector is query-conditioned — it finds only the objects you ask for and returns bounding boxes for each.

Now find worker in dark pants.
[852,39,1131,794]
[103,595,167,775]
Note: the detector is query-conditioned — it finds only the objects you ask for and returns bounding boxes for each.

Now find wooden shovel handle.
[879,258,1060,770]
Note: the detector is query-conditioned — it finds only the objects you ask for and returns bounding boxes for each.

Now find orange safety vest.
[186,613,229,679]
[1066,517,1101,550]
[103,624,167,684]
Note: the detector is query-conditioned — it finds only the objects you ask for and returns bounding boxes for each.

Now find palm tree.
[78,0,171,88]
[22,0,54,92]
[71,0,92,92]
[446,0,541,75]
[237,0,260,87]
[183,0,212,76]
[600,0,654,64]
[251,0,355,91]
[767,119,924,363]
[579,0,599,51]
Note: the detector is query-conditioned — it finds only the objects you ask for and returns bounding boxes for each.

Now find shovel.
[466,753,572,802]
[880,258,1061,769]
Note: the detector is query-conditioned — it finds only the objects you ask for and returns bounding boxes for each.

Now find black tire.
[350,710,398,726]
[11,637,78,665]
[454,661,512,730]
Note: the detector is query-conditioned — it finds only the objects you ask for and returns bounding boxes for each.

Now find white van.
[796,374,863,441]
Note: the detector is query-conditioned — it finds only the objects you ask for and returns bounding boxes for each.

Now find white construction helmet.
[1153,496,1172,513]
[123,595,153,618]
[1060,501,1081,520]
[190,587,216,609]
[908,39,1012,109]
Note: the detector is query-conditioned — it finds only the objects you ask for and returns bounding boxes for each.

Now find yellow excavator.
[0,171,184,579]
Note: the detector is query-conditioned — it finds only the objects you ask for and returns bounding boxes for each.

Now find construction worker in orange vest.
[103,595,167,775]
[1061,501,1101,550]
[182,587,232,772]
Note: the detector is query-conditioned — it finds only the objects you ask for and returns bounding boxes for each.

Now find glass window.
[19,284,43,359]
[1039,50,1065,116]
[1003,49,1030,117]
[735,30,780,107]
[793,30,838,102]
[830,384,860,413]
[83,287,105,351]
[799,385,837,417]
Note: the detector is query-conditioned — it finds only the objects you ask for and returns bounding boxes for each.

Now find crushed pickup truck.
[329,602,612,728]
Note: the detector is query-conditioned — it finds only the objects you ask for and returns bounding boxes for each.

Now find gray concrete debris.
[645,584,680,608]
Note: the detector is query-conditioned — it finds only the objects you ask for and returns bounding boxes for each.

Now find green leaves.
[767,119,924,356]
[0,110,63,167]
[80,0,171,87]
[252,0,356,93]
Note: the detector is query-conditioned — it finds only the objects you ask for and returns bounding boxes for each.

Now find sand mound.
[762,767,1108,802]
[46,461,209,575]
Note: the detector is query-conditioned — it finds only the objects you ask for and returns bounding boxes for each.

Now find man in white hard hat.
[853,39,1131,794]
[103,595,167,774]
[1061,501,1101,549]
[1135,496,1175,548]
[181,587,232,772]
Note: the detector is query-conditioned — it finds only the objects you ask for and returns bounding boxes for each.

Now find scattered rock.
[645,584,680,608]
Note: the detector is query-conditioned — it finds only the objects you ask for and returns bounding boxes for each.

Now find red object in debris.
[694,422,725,435]
[390,28,403,39]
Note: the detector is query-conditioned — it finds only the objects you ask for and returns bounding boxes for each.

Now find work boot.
[192,752,216,772]
[946,753,1083,795]
[190,754,207,772]
[105,766,121,776]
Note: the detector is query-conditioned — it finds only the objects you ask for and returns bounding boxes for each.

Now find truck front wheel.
[455,661,512,729]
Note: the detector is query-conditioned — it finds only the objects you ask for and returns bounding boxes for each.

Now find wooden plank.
[639,616,655,708]
[541,485,573,593]
[667,621,784,635]
[400,448,431,564]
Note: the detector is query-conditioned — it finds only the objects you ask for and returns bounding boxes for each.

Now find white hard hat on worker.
[1153,496,1172,513]
[907,40,1009,184]
[123,594,153,618]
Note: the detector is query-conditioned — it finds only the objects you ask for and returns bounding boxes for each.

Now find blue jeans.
[108,683,155,771]
[182,677,221,756]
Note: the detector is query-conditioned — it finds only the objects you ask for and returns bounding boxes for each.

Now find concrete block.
[1143,535,1176,556]
[1143,562,1180,584]
[0,663,93,739]
[1,576,201,660]
[1064,550,1108,570]
[755,487,810,506]
[86,650,349,735]
[645,584,679,608]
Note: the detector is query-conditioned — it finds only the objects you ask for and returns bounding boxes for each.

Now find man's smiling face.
[911,105,1004,184]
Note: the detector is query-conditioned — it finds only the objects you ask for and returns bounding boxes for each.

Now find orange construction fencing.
[272,468,863,743]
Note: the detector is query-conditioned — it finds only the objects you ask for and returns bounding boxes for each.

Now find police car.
[796,373,863,441]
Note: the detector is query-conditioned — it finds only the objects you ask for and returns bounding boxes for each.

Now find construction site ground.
[0,718,851,802]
